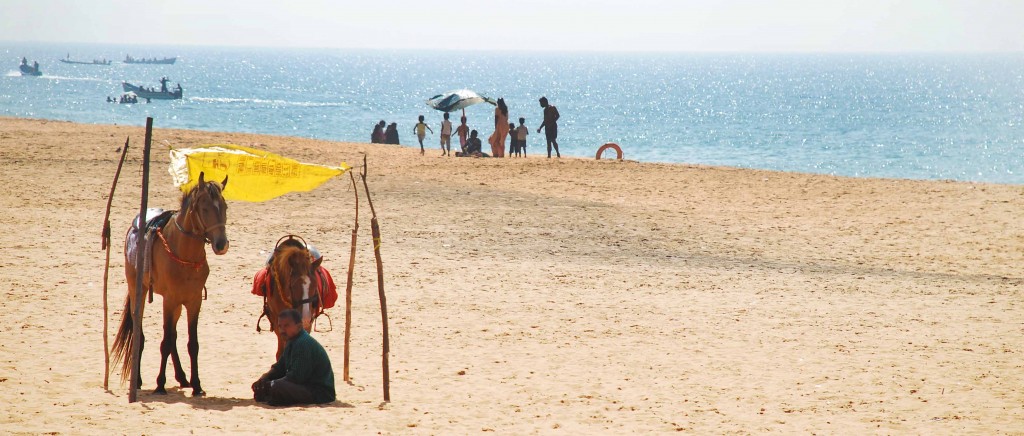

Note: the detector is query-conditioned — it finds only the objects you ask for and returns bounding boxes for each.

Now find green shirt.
[264,330,336,403]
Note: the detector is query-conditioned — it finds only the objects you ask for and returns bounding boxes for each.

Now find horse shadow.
[138,387,355,410]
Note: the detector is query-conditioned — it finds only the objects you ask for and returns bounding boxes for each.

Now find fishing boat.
[19,57,42,76]
[60,54,111,65]
[123,55,177,65]
[121,77,183,100]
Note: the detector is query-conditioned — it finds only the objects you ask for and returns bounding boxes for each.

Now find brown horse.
[112,172,229,397]
[261,238,324,359]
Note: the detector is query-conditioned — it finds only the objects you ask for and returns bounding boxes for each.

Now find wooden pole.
[101,137,131,390]
[360,155,390,402]
[343,171,359,382]
[129,118,153,403]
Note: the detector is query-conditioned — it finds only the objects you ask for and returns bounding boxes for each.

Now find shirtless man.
[536,97,560,158]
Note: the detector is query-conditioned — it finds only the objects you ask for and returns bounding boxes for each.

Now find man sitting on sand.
[455,130,487,157]
[252,309,336,406]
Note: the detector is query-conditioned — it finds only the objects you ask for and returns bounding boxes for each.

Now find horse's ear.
[312,256,323,270]
[198,171,206,185]
[221,175,228,189]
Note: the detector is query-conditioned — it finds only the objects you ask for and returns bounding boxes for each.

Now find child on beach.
[455,116,470,153]
[508,122,517,157]
[515,118,528,157]
[439,112,453,156]
[412,115,433,155]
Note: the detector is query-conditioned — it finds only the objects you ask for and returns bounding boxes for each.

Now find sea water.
[2,42,1023,184]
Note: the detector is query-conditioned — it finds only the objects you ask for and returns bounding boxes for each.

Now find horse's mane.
[180,180,224,212]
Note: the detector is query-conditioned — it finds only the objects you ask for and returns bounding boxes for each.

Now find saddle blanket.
[251,266,338,310]
[125,208,175,276]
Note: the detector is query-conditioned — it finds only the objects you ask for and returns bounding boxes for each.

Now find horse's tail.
[110,296,135,384]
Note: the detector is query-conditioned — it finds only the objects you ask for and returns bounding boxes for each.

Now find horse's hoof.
[192,390,206,397]
[153,387,167,395]
[179,380,191,388]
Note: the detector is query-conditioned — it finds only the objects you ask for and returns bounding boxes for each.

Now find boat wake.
[6,72,110,81]
[41,75,109,82]
[189,96,348,108]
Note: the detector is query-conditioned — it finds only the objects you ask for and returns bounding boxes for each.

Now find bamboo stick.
[360,155,390,402]
[101,137,130,391]
[129,118,153,403]
[343,171,359,382]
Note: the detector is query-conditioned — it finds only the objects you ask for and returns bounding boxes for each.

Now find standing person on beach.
[516,117,529,157]
[252,309,336,407]
[488,98,509,158]
[439,112,453,156]
[537,97,560,158]
[412,115,433,155]
[508,122,517,157]
[455,116,470,153]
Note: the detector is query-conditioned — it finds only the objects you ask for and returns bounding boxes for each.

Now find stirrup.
[313,312,333,333]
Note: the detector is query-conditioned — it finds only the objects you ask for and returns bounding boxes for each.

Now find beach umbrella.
[425,89,496,113]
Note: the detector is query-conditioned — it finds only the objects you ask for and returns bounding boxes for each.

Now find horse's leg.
[276,331,286,361]
[166,305,190,388]
[154,303,181,394]
[185,300,205,397]
[131,290,147,390]
[136,328,145,390]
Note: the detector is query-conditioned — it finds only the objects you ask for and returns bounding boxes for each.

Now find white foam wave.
[6,74,111,82]
[188,96,346,107]
[41,75,109,82]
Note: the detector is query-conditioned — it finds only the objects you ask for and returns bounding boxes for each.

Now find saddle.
[125,208,178,304]
[131,208,174,231]
[126,209,175,276]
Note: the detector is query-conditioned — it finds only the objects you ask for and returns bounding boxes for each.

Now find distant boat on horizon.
[122,77,183,100]
[19,57,41,76]
[123,55,176,65]
[60,54,111,65]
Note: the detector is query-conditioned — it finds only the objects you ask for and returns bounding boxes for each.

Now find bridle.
[175,184,225,244]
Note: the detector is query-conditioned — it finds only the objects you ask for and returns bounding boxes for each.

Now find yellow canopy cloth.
[169,144,350,202]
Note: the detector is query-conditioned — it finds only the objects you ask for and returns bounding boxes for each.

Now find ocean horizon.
[3,42,1023,184]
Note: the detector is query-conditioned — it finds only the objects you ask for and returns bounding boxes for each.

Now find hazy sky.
[2,0,1022,52]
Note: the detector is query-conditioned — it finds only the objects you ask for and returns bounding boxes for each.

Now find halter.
[175,184,226,244]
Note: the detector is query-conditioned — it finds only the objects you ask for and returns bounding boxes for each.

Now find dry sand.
[0,116,1022,434]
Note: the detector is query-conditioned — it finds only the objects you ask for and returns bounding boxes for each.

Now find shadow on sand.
[137,387,355,410]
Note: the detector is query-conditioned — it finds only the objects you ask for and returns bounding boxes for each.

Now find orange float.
[595,143,623,160]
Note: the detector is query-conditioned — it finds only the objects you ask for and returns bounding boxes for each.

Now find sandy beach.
[0,116,1021,434]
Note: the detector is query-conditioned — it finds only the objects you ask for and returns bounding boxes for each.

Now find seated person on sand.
[252,309,336,406]
[455,129,488,157]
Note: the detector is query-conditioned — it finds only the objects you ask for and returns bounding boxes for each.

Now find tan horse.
[262,238,324,359]
[112,172,229,397]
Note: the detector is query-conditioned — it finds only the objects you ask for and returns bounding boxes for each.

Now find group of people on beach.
[370,120,401,145]
[371,96,561,158]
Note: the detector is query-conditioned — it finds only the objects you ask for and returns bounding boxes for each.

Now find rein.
[155,226,205,270]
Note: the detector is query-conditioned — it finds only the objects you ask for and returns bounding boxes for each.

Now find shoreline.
[1,117,1021,433]
[3,115,1020,187]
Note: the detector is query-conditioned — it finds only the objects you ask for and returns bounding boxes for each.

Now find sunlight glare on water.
[2,43,1022,184]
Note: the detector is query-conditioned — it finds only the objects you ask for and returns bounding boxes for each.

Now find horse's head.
[183,172,230,255]
[271,245,324,330]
